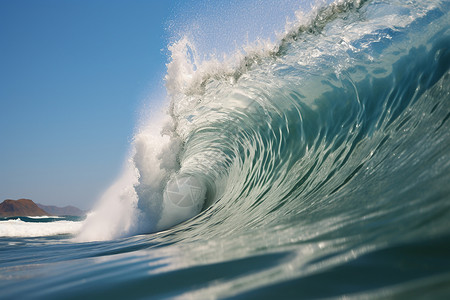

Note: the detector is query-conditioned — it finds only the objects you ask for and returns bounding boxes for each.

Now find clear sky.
[0,0,302,210]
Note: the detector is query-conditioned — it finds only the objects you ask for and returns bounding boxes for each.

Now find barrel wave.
[54,0,450,298]
[127,0,450,235]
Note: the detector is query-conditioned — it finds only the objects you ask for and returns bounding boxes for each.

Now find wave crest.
[77,0,450,241]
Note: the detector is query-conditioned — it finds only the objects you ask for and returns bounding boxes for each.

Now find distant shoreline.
[0,198,86,217]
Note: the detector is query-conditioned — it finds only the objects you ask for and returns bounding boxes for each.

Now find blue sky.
[0,0,301,210]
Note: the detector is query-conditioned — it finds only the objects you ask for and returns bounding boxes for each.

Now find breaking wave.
[77,0,450,242]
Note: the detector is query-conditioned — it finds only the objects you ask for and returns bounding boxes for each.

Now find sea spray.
[77,103,201,241]
[76,159,140,241]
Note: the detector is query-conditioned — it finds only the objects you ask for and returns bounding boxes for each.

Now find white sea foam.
[25,216,63,219]
[0,219,82,237]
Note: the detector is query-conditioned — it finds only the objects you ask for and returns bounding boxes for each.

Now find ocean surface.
[2,0,450,299]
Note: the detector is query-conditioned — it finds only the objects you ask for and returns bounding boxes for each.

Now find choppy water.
[2,0,450,299]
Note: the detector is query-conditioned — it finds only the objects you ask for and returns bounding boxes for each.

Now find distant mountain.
[0,199,49,217]
[37,203,86,216]
[0,199,86,217]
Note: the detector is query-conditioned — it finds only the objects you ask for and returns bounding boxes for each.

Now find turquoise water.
[2,0,450,299]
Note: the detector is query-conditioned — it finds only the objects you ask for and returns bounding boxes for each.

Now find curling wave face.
[77,0,450,244]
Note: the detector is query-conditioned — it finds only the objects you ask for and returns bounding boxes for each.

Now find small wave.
[0,219,83,238]
[25,216,63,219]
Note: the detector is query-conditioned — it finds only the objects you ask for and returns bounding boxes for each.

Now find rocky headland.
[0,199,85,217]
